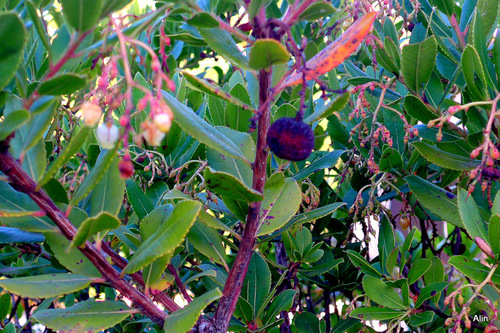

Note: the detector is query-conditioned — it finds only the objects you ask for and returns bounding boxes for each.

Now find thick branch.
[0,140,167,326]
[211,9,272,328]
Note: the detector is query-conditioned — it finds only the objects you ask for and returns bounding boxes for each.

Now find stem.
[167,264,193,303]
[211,8,272,330]
[0,139,168,326]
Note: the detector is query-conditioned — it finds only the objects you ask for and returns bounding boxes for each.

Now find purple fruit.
[267,117,315,161]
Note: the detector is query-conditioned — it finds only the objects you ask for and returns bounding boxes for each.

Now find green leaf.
[0,226,44,243]
[187,12,220,28]
[33,300,132,333]
[415,282,448,307]
[346,249,382,277]
[408,258,432,284]
[70,213,120,248]
[461,45,489,101]
[162,91,250,164]
[405,175,463,227]
[430,0,454,15]
[123,200,201,274]
[125,179,154,220]
[379,146,403,172]
[457,188,489,244]
[298,1,336,21]
[197,28,251,71]
[0,110,29,140]
[60,0,103,32]
[304,92,351,124]
[449,255,500,284]
[37,74,87,95]
[39,126,90,187]
[89,155,125,216]
[350,307,404,321]
[409,311,435,326]
[401,36,437,92]
[0,273,93,298]
[0,182,56,232]
[248,0,272,18]
[242,253,271,314]
[378,217,395,275]
[70,149,116,206]
[163,288,222,333]
[423,256,445,285]
[187,221,226,266]
[362,275,407,309]
[489,215,500,256]
[404,94,438,123]
[225,83,254,132]
[475,0,499,38]
[205,167,263,202]
[100,0,134,16]
[299,256,343,277]
[0,13,26,91]
[412,142,480,171]
[26,1,51,58]
[257,173,302,236]
[293,312,322,333]
[292,150,344,181]
[249,39,290,70]
[179,70,254,111]
[264,289,296,324]
[0,293,12,321]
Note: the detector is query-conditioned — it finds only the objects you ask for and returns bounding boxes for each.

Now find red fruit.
[119,157,134,179]
[267,117,315,161]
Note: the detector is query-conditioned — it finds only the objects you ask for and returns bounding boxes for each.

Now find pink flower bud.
[81,102,103,127]
[153,113,172,133]
[96,123,119,149]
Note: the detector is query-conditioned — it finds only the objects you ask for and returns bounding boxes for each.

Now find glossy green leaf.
[409,311,435,326]
[100,0,134,16]
[489,215,500,256]
[249,39,290,70]
[38,74,87,95]
[205,167,263,202]
[449,255,500,284]
[257,173,302,236]
[0,226,44,243]
[458,188,489,244]
[163,288,222,333]
[60,0,103,32]
[248,0,272,18]
[187,221,226,266]
[70,149,116,206]
[401,36,437,92]
[362,275,407,309]
[225,83,254,132]
[33,300,132,333]
[123,200,201,274]
[70,213,120,248]
[423,256,445,286]
[375,37,400,75]
[475,0,499,37]
[293,312,322,333]
[405,175,463,227]
[187,12,220,28]
[407,258,432,284]
[415,282,448,307]
[0,293,12,321]
[197,28,251,71]
[350,307,404,321]
[378,217,395,275]
[430,0,454,15]
[241,253,271,314]
[264,289,296,324]
[0,110,29,140]
[162,91,249,164]
[304,92,351,124]
[346,250,382,277]
[379,146,403,171]
[0,274,93,298]
[0,13,26,91]
[298,1,336,21]
[461,45,489,101]
[292,150,344,181]
[412,142,480,171]
[26,1,51,57]
[180,70,254,111]
[39,126,90,187]
[126,179,154,220]
[0,182,56,232]
[89,155,125,216]
[404,94,438,123]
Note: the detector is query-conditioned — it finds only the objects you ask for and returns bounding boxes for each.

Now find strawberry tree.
[0,0,499,332]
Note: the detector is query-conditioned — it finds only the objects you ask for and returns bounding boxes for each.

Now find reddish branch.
[0,138,167,326]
